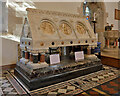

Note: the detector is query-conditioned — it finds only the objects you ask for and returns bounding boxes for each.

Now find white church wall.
[35,2,81,14]
[1,37,19,66]
[0,2,8,33]
[0,2,2,67]
[105,2,118,30]
[7,2,82,36]
[0,38,2,67]
[0,1,2,34]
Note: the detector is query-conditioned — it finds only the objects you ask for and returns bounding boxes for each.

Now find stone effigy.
[14,8,103,90]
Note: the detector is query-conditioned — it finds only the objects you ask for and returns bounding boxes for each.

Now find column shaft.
[22,50,25,58]
[81,46,83,51]
[107,39,109,48]
[116,39,118,47]
[25,51,29,59]
[30,53,33,62]
[40,53,45,62]
[33,54,38,63]
[87,47,91,55]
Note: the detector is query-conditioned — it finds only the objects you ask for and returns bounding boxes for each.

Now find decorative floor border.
[0,65,119,96]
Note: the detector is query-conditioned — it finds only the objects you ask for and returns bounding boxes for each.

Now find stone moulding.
[26,8,83,18]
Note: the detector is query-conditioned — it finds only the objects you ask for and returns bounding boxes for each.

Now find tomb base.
[14,57,103,90]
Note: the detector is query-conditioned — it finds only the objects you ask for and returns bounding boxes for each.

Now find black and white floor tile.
[0,65,119,96]
[0,72,18,95]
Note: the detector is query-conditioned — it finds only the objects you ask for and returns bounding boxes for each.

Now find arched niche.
[40,19,56,35]
[59,20,73,36]
[79,1,108,49]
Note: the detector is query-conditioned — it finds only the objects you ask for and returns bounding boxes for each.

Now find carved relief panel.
[76,23,86,34]
[75,22,90,39]
[59,22,72,35]
[37,19,59,40]
[59,21,76,39]
[40,21,55,35]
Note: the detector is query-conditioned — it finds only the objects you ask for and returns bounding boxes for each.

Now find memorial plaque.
[75,51,84,61]
[50,54,60,64]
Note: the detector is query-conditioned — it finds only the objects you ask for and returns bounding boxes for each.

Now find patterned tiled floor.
[0,65,120,95]
[0,71,18,95]
[30,65,119,96]
[81,77,120,96]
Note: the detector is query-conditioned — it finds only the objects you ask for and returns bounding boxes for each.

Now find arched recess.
[80,1,108,49]
[40,19,56,35]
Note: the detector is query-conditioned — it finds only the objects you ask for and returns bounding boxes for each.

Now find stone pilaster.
[107,39,109,48]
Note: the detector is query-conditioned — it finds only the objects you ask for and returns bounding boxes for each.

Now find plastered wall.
[34,2,81,14]
[7,2,118,36]
[105,2,118,30]
[0,37,19,66]
[0,38,2,66]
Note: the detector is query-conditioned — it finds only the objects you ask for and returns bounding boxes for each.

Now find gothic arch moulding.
[80,0,107,32]
[80,0,108,49]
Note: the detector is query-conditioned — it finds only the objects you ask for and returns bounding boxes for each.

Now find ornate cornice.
[26,8,85,19]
